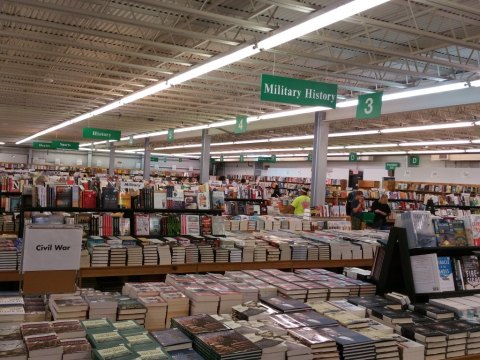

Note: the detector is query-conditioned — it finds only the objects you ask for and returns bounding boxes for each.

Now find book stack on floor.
[208,284,243,314]
[83,291,118,321]
[356,327,401,360]
[185,287,220,315]
[116,296,147,325]
[49,295,88,321]
[0,322,27,360]
[157,285,190,328]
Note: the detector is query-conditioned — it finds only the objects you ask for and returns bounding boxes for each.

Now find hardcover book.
[261,296,311,313]
[437,256,455,292]
[195,329,261,357]
[461,255,480,290]
[151,328,192,351]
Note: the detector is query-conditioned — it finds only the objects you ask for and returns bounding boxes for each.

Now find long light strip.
[408,149,465,154]
[399,140,470,146]
[17,0,391,145]
[381,122,474,134]
[345,143,398,149]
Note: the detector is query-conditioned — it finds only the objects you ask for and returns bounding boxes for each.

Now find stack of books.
[400,324,447,360]
[106,238,127,266]
[185,244,199,264]
[51,320,86,339]
[116,297,147,325]
[157,287,189,328]
[138,296,167,331]
[151,328,192,352]
[171,245,186,264]
[356,328,400,360]
[317,326,376,360]
[88,242,110,268]
[261,297,311,314]
[171,314,229,339]
[229,248,242,262]
[126,244,143,267]
[0,294,25,323]
[84,292,118,321]
[138,238,159,265]
[170,348,205,359]
[60,337,92,360]
[23,332,63,360]
[199,244,214,263]
[185,287,220,315]
[0,236,18,270]
[288,327,339,360]
[24,296,46,322]
[158,243,172,265]
[49,295,88,321]
[194,330,262,360]
[214,248,229,262]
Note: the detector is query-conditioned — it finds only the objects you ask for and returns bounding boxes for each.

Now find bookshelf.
[375,227,480,303]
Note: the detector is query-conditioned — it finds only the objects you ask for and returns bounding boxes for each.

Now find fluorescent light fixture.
[328,146,345,150]
[154,144,200,150]
[327,152,350,156]
[234,139,269,145]
[407,149,465,154]
[329,130,380,137]
[134,130,168,140]
[0,142,5,145]
[345,143,398,149]
[168,46,259,86]
[175,125,209,133]
[383,82,468,101]
[399,140,470,146]
[465,149,480,153]
[257,0,391,50]
[211,142,235,146]
[381,121,474,134]
[270,135,314,142]
[120,82,170,104]
[252,107,329,122]
[336,100,358,108]
[472,140,480,143]
[358,151,407,155]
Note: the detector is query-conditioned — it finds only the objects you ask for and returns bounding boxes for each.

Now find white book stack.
[254,246,267,262]
[158,244,172,265]
[307,245,319,260]
[214,248,229,262]
[126,245,143,266]
[0,296,25,323]
[297,282,329,301]
[185,244,199,264]
[266,246,280,261]
[207,284,243,314]
[157,287,189,328]
[184,287,219,315]
[49,295,88,321]
[171,245,186,264]
[230,248,242,262]
[108,240,127,266]
[137,238,159,266]
[229,283,259,303]
[243,279,277,299]
[0,237,18,270]
[198,245,214,263]
[89,244,110,268]
[84,293,117,321]
[139,296,168,331]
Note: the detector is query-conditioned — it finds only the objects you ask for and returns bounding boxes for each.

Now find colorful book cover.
[437,256,455,292]
[461,255,480,290]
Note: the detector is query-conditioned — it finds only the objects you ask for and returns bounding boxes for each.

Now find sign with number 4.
[356,92,383,119]
[235,115,247,134]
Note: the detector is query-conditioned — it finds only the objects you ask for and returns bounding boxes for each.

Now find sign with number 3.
[356,92,383,119]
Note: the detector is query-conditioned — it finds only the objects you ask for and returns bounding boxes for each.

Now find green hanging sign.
[33,142,53,149]
[239,155,245,162]
[178,158,183,163]
[210,158,216,164]
[385,162,400,170]
[220,155,224,162]
[235,115,248,134]
[258,155,277,163]
[260,74,338,108]
[348,152,358,162]
[150,157,159,162]
[82,127,121,141]
[307,153,312,161]
[409,155,420,167]
[167,129,175,142]
[52,140,79,150]
[356,92,383,119]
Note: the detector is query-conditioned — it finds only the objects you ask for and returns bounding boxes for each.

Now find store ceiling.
[1,0,480,155]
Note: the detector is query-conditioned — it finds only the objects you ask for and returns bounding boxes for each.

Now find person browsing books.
[371,194,391,230]
[351,191,366,230]
[271,182,281,198]
[286,187,311,216]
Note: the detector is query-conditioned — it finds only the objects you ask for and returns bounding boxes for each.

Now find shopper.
[271,182,281,197]
[288,187,311,216]
[351,191,365,230]
[346,184,359,216]
[371,194,391,230]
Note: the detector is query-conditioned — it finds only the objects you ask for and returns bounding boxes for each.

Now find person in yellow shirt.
[290,187,311,216]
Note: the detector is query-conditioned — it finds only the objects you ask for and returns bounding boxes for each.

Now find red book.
[83,190,97,209]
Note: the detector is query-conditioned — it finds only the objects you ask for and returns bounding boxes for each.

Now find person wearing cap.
[289,187,311,216]
[351,190,366,230]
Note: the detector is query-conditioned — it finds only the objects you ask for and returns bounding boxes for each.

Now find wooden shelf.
[224,198,266,203]
[78,259,373,279]
[0,270,21,282]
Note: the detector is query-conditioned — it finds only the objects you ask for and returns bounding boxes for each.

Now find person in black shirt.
[271,182,281,198]
[371,194,391,230]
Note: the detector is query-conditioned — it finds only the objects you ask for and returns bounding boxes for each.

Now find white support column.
[143,138,151,180]
[200,129,211,184]
[87,151,92,167]
[310,111,329,207]
[108,143,115,176]
[27,148,33,166]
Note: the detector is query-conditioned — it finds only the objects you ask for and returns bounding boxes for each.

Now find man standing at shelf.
[351,191,366,230]
[288,187,311,216]
[346,184,359,216]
